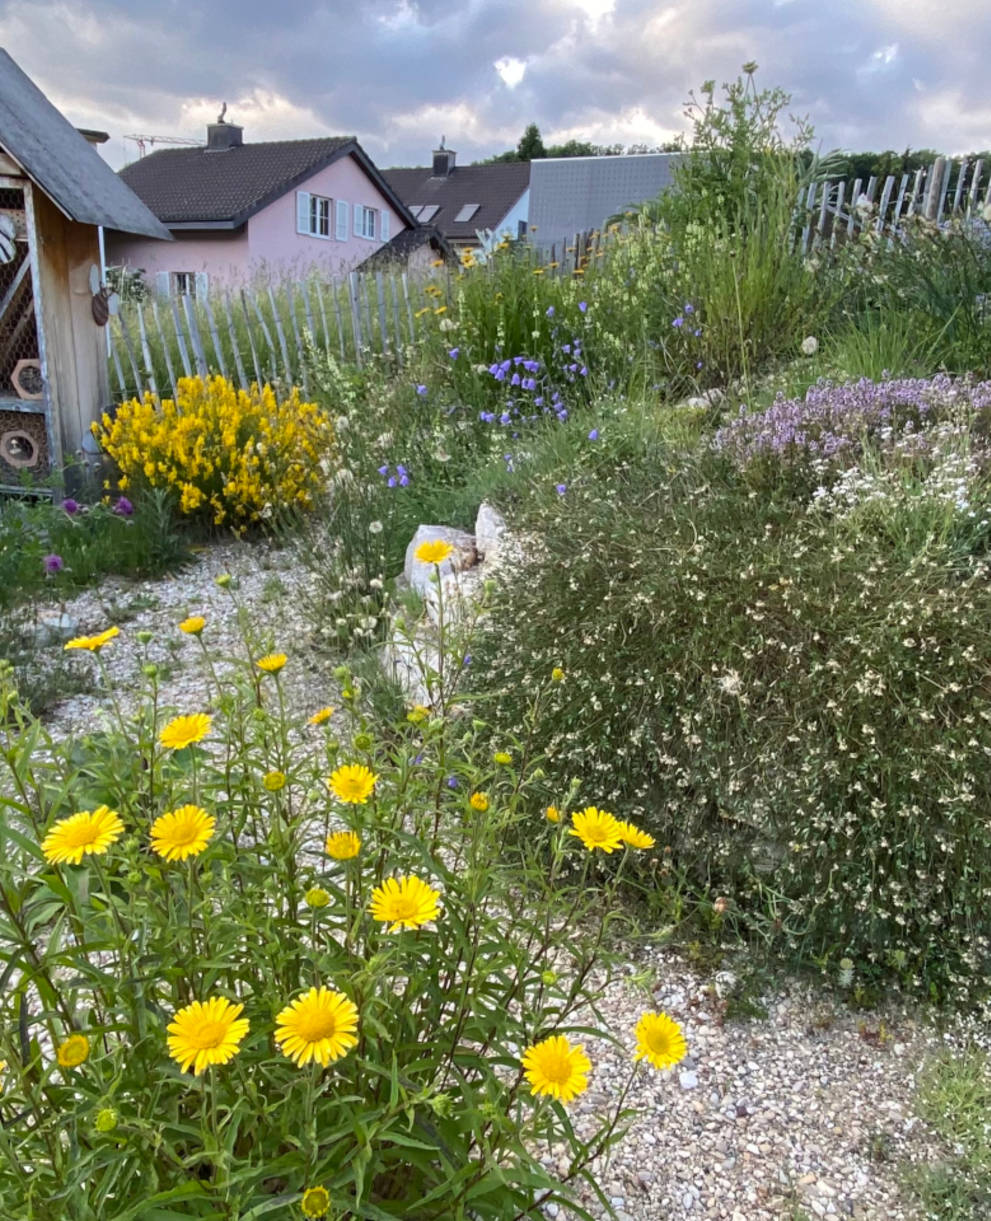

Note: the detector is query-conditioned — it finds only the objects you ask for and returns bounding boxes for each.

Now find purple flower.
[578,301,587,313]
[555,483,567,495]
[511,372,521,387]
[415,384,428,397]
[447,776,459,789]
[378,465,389,476]
[113,496,133,517]
[387,476,397,488]
[588,428,598,440]
[43,553,63,574]
[399,473,410,487]
[62,498,79,515]
[672,317,684,328]
[693,328,702,338]
[448,347,460,359]
[546,306,555,317]
[561,344,571,354]
[684,303,695,315]
[579,366,588,377]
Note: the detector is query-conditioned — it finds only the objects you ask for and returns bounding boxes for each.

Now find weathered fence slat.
[347,272,363,365]
[240,288,265,386]
[390,272,403,367]
[150,299,177,399]
[875,175,895,232]
[375,272,389,357]
[221,291,248,390]
[331,284,347,361]
[109,329,128,400]
[134,304,158,399]
[266,285,293,386]
[285,282,309,396]
[202,295,228,382]
[169,295,193,378]
[181,293,209,379]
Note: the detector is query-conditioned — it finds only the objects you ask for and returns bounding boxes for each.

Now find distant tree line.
[477,124,991,176]
[474,123,680,164]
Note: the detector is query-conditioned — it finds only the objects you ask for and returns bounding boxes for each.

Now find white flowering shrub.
[471,401,991,1002]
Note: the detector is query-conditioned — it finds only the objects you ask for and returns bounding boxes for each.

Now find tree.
[517,123,546,161]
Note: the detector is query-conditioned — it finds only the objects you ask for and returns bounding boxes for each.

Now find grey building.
[527,153,683,247]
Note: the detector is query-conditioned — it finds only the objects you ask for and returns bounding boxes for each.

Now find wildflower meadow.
[3,66,991,1220]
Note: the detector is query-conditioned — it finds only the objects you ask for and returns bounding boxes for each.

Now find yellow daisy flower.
[325,830,361,860]
[301,1186,332,1218]
[305,886,331,908]
[256,652,287,673]
[545,805,562,823]
[493,751,512,765]
[414,539,453,565]
[159,714,212,751]
[469,792,489,812]
[633,1011,687,1070]
[551,667,565,682]
[263,771,286,792]
[167,997,250,1076]
[568,806,624,853]
[308,706,334,725]
[42,806,124,865]
[617,820,655,850]
[64,626,119,653]
[56,1034,90,1069]
[406,704,430,724]
[369,875,441,931]
[274,986,359,1067]
[150,805,216,862]
[179,616,206,635]
[327,764,377,804]
[521,1034,591,1103]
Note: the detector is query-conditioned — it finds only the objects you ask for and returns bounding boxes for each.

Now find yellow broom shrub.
[94,376,334,528]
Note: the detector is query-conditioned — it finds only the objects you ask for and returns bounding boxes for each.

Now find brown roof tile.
[119,137,414,229]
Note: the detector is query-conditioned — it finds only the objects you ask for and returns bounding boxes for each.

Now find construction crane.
[123,133,204,158]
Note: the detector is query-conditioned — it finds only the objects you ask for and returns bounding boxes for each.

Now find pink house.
[106,119,418,296]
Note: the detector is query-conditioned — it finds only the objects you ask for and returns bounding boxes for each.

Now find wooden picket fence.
[794,155,990,254]
[107,268,436,403]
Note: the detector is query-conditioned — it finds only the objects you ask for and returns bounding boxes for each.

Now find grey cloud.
[1,0,989,171]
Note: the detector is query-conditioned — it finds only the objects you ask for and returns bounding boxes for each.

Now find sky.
[1,0,989,170]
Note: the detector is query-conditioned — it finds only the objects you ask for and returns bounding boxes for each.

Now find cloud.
[0,0,988,171]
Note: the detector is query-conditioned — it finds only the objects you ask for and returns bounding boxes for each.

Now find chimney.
[206,104,243,151]
[431,139,456,177]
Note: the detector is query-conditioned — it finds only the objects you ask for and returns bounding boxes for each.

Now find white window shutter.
[155,271,169,297]
[335,199,348,241]
[195,272,209,300]
[296,191,311,235]
[380,210,390,242]
[353,203,361,237]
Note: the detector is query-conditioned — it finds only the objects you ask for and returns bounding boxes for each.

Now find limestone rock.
[474,501,507,561]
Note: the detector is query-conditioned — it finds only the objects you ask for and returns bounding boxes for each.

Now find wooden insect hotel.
[0,49,169,492]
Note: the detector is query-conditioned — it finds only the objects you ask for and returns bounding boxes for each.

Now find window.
[355,204,376,239]
[171,271,196,297]
[454,203,480,223]
[309,195,331,237]
[296,190,335,239]
[417,204,440,223]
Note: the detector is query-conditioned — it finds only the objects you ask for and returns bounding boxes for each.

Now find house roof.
[383,161,530,241]
[119,137,417,231]
[0,49,170,240]
[358,223,456,271]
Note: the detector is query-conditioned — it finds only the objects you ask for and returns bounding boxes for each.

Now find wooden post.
[830,180,845,249]
[266,284,293,386]
[968,159,984,214]
[285,281,308,396]
[347,271,363,365]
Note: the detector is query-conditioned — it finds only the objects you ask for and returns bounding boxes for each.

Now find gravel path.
[37,540,981,1221]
